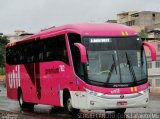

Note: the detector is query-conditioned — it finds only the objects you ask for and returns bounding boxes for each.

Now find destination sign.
[90,38,111,43]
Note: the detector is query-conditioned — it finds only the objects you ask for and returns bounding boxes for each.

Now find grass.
[0,75,5,81]
[0,67,5,81]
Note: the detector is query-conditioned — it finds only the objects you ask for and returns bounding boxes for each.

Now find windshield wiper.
[105,62,115,84]
[112,54,117,74]
[125,52,137,84]
[105,54,117,85]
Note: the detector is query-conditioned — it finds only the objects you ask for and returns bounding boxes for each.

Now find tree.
[0,35,9,67]
[139,29,148,39]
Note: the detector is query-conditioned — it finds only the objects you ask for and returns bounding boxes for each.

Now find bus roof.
[6,23,138,47]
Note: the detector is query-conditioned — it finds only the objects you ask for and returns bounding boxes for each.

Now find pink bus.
[5,23,156,114]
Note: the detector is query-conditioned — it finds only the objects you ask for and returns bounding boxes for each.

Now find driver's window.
[67,33,84,79]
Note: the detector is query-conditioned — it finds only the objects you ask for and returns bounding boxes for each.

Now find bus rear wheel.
[18,91,34,110]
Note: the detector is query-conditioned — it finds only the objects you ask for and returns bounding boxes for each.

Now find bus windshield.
[82,36,147,88]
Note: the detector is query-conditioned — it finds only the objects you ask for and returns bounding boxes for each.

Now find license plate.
[117,101,127,106]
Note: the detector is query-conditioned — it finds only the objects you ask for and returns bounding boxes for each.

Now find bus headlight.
[97,92,103,97]
[84,88,103,97]
[138,90,145,95]
[138,89,148,95]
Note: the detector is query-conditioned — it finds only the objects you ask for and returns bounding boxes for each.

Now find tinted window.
[6,34,69,65]
[68,33,85,79]
[44,35,69,64]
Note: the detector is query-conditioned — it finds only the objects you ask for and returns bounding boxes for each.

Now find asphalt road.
[0,84,160,119]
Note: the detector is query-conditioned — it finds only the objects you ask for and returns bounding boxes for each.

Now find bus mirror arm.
[143,42,157,61]
[74,43,87,63]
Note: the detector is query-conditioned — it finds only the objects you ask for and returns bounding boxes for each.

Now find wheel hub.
[67,98,72,111]
[19,95,23,105]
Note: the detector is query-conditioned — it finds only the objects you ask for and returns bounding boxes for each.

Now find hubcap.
[67,98,72,111]
[19,94,23,106]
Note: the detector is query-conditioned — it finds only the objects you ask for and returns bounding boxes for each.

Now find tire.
[64,96,79,115]
[115,108,126,114]
[53,106,64,112]
[18,90,34,110]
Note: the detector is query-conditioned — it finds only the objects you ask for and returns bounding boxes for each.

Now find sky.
[1,0,160,34]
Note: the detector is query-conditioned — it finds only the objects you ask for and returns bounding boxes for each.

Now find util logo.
[8,65,20,89]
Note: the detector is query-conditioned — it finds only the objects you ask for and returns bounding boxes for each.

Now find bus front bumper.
[85,90,149,110]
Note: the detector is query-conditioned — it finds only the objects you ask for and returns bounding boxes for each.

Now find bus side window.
[44,34,69,65]
[26,44,34,63]
[13,48,18,64]
[58,36,69,64]
[37,41,45,62]
[8,46,21,65]
[39,53,43,61]
[6,48,12,64]
[6,35,69,65]
[19,46,24,63]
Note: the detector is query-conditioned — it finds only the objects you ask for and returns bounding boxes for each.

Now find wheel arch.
[63,88,70,107]
[62,88,79,114]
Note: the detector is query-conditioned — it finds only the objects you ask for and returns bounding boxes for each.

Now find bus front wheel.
[64,93,79,115]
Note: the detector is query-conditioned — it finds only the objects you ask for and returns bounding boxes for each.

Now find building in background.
[117,11,160,93]
[117,11,160,32]
[148,29,160,39]
[144,40,160,93]
[5,29,33,42]
[106,19,117,23]
[141,38,160,94]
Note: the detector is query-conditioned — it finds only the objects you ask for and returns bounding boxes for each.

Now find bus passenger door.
[23,63,38,103]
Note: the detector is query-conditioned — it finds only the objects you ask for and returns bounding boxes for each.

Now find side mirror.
[74,43,87,63]
[143,42,157,61]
